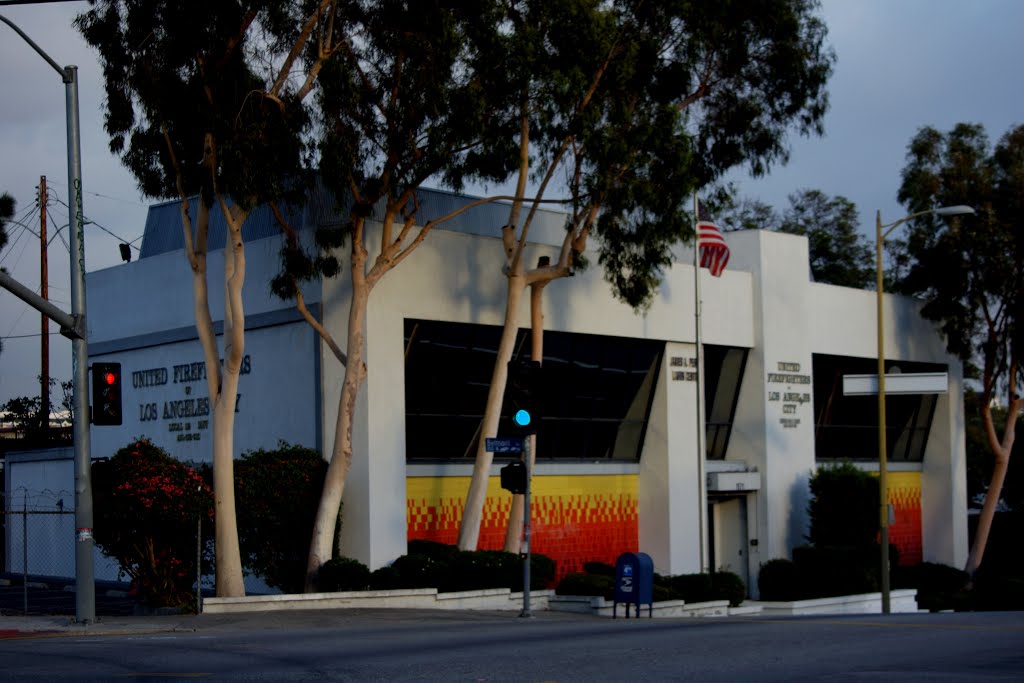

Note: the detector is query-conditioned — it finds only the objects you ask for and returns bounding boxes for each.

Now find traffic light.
[500,461,527,494]
[507,358,541,435]
[92,362,123,426]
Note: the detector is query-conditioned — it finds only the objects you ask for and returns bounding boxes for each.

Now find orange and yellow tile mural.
[407,469,924,580]
[407,474,639,583]
[887,471,923,566]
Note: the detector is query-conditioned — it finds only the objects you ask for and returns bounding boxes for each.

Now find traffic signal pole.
[0,14,95,624]
[520,436,532,618]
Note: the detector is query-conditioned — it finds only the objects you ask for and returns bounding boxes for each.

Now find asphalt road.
[2,608,1023,681]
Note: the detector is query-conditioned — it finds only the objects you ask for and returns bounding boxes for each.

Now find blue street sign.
[485,437,525,453]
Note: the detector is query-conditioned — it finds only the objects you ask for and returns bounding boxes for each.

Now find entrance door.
[709,496,749,591]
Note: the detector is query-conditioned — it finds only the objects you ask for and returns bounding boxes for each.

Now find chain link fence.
[2,487,77,615]
[2,486,265,615]
[0,487,149,616]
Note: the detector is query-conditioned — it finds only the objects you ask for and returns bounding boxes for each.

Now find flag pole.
[693,192,709,574]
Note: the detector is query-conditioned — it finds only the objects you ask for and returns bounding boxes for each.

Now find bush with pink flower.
[92,438,213,610]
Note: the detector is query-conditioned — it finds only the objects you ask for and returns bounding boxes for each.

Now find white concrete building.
[22,189,967,594]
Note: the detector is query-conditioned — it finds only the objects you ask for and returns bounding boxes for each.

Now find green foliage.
[556,572,613,599]
[368,542,555,593]
[75,2,312,208]
[91,439,212,609]
[899,562,969,594]
[579,0,834,308]
[1,378,74,446]
[895,122,1024,405]
[664,573,712,602]
[316,557,371,593]
[777,190,873,289]
[0,191,13,253]
[792,545,880,598]
[757,558,806,601]
[582,561,616,577]
[560,562,746,606]
[712,187,873,288]
[710,571,747,608]
[661,571,746,607]
[972,568,1024,611]
[807,462,879,548]
[233,443,328,593]
[712,193,778,233]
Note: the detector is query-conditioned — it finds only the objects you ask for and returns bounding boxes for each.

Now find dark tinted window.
[704,345,748,460]
[404,319,663,461]
[813,354,943,462]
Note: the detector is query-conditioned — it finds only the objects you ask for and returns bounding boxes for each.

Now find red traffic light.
[91,362,123,426]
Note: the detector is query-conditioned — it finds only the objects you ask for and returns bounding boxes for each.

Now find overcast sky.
[2,0,1023,406]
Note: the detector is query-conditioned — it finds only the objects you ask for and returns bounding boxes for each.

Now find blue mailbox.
[613,551,654,618]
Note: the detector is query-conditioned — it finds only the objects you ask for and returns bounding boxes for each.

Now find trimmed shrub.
[317,557,371,592]
[758,558,805,601]
[793,545,879,598]
[91,439,212,610]
[368,565,402,591]
[556,572,613,598]
[530,552,557,589]
[582,561,616,577]
[711,571,747,607]
[233,443,327,594]
[897,562,971,612]
[407,539,460,559]
[367,542,556,593]
[971,565,1024,611]
[387,553,449,590]
[448,550,518,592]
[665,573,713,602]
[900,562,969,594]
[807,462,879,549]
[659,571,746,606]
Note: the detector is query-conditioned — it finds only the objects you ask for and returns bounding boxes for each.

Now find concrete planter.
[202,588,553,614]
[751,589,919,615]
[548,595,742,618]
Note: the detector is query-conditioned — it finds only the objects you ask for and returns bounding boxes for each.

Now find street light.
[876,204,974,614]
[0,12,95,623]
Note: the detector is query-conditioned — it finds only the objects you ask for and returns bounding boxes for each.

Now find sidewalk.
[1,605,584,639]
[0,613,200,638]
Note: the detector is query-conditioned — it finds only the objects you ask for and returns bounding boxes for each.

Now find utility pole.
[40,175,49,440]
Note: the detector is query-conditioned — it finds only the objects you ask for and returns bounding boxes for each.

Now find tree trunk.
[965,393,1019,576]
[181,197,246,597]
[965,448,1011,576]
[212,207,247,597]
[457,276,526,550]
[503,281,545,552]
[305,237,370,590]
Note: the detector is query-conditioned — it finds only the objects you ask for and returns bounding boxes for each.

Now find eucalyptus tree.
[76,1,326,596]
[458,0,835,550]
[0,192,13,252]
[777,189,873,289]
[896,122,1024,575]
[267,1,525,588]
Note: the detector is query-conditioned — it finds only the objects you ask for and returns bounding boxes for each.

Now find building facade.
[77,190,967,594]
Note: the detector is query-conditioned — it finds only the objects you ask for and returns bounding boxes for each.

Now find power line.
[51,196,142,252]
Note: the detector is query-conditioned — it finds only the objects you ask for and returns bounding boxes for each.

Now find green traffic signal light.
[507,358,541,435]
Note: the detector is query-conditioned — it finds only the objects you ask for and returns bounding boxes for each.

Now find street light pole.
[0,13,95,624]
[875,204,973,615]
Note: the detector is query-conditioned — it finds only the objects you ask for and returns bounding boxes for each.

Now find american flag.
[697,219,729,277]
